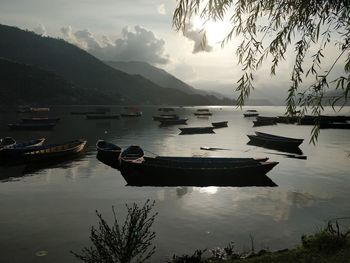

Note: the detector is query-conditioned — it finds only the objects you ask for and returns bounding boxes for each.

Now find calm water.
[0,106,349,262]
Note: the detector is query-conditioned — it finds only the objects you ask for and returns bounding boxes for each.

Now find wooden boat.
[320,122,350,129]
[212,121,228,128]
[96,140,121,168]
[0,138,46,157]
[21,117,60,123]
[22,139,86,162]
[159,118,188,125]
[121,112,142,117]
[30,107,50,112]
[118,146,279,186]
[247,132,303,148]
[0,137,16,148]
[243,110,259,117]
[179,127,215,134]
[196,109,209,112]
[247,140,303,155]
[253,117,277,127]
[86,114,120,120]
[153,115,179,121]
[8,123,56,130]
[158,107,174,112]
[194,112,212,116]
[70,111,106,115]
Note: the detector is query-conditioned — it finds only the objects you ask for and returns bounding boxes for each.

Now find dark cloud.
[182,23,213,53]
[60,25,170,65]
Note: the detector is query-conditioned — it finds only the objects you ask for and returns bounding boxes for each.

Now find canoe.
[0,138,46,158]
[212,121,228,128]
[86,114,120,120]
[21,117,60,123]
[255,132,303,143]
[247,134,303,148]
[243,111,259,117]
[253,117,277,127]
[118,147,278,186]
[96,140,121,168]
[196,109,209,112]
[158,107,174,112]
[121,112,142,117]
[159,118,188,125]
[8,123,56,130]
[21,139,86,162]
[153,115,179,121]
[319,122,350,129]
[30,107,50,112]
[179,127,215,134]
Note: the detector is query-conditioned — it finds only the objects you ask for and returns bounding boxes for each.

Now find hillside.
[0,24,234,105]
[0,59,115,105]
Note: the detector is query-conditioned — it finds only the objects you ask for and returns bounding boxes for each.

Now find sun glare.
[192,16,231,45]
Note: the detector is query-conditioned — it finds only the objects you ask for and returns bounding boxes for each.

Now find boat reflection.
[247,141,303,155]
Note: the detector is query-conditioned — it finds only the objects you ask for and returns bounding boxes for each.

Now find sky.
[0,0,344,103]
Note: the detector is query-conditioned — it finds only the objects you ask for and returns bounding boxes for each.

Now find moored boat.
[243,110,259,117]
[70,111,106,115]
[159,118,188,125]
[8,123,56,130]
[179,127,215,134]
[118,146,278,186]
[0,138,46,157]
[86,114,120,120]
[21,117,60,123]
[96,140,121,168]
[153,115,179,121]
[194,112,212,116]
[121,112,142,117]
[247,131,303,148]
[0,137,16,148]
[212,121,228,128]
[30,107,50,112]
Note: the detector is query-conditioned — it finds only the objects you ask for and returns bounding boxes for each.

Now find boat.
[196,109,209,112]
[158,107,174,112]
[253,117,277,127]
[247,131,303,148]
[0,137,16,148]
[8,123,56,130]
[30,107,50,112]
[21,117,60,123]
[243,110,259,117]
[194,112,212,116]
[179,127,215,134]
[0,138,46,158]
[159,118,188,125]
[70,111,106,115]
[153,115,179,121]
[117,146,279,186]
[121,112,142,117]
[319,122,350,129]
[86,114,120,120]
[22,139,86,162]
[16,106,31,113]
[96,140,121,168]
[212,121,228,128]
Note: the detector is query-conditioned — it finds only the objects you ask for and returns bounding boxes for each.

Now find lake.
[0,105,349,262]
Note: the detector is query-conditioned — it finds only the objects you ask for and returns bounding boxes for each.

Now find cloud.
[157,3,166,15]
[33,24,47,36]
[60,25,170,65]
[182,23,213,53]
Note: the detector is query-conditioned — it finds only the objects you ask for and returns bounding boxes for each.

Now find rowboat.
[0,137,16,148]
[196,109,209,112]
[121,112,142,117]
[253,117,277,127]
[194,112,212,116]
[153,115,179,121]
[319,122,350,129]
[70,111,106,115]
[0,138,46,157]
[86,115,120,120]
[30,107,50,112]
[158,107,174,112]
[247,131,303,148]
[159,118,188,125]
[8,123,56,130]
[118,146,278,186]
[96,140,121,167]
[243,110,259,117]
[212,121,228,128]
[22,139,87,162]
[179,127,215,134]
[21,117,60,123]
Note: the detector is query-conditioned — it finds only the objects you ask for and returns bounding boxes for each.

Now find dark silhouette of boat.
[197,109,210,112]
[179,127,215,134]
[117,146,278,186]
[8,123,56,130]
[248,132,303,148]
[1,138,45,151]
[212,121,228,128]
[243,110,259,117]
[86,114,120,120]
[21,117,60,123]
[194,112,212,116]
[70,111,106,115]
[0,138,45,161]
[158,107,174,112]
[159,118,188,125]
[320,122,350,129]
[253,116,277,127]
[153,114,179,121]
[0,137,16,148]
[121,112,142,117]
[96,140,121,168]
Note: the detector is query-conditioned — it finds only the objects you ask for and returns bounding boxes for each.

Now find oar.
[261,151,307,160]
[200,147,232,151]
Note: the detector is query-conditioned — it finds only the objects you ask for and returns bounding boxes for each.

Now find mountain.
[0,24,234,105]
[0,58,117,105]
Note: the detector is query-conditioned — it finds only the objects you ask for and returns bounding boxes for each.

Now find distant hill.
[0,24,234,105]
[0,58,118,105]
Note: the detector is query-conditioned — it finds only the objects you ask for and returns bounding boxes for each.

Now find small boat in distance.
[158,107,174,112]
[30,107,50,112]
[121,112,142,117]
[194,112,212,116]
[153,115,179,121]
[86,114,120,120]
[196,109,209,112]
[159,118,188,126]
[179,127,215,134]
[243,110,259,117]
[212,121,228,128]
[21,117,60,123]
[8,123,56,130]
[70,111,106,115]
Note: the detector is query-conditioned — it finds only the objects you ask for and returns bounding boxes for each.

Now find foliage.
[173,0,350,142]
[72,200,157,263]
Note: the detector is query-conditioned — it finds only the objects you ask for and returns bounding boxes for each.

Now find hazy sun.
[192,16,231,45]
